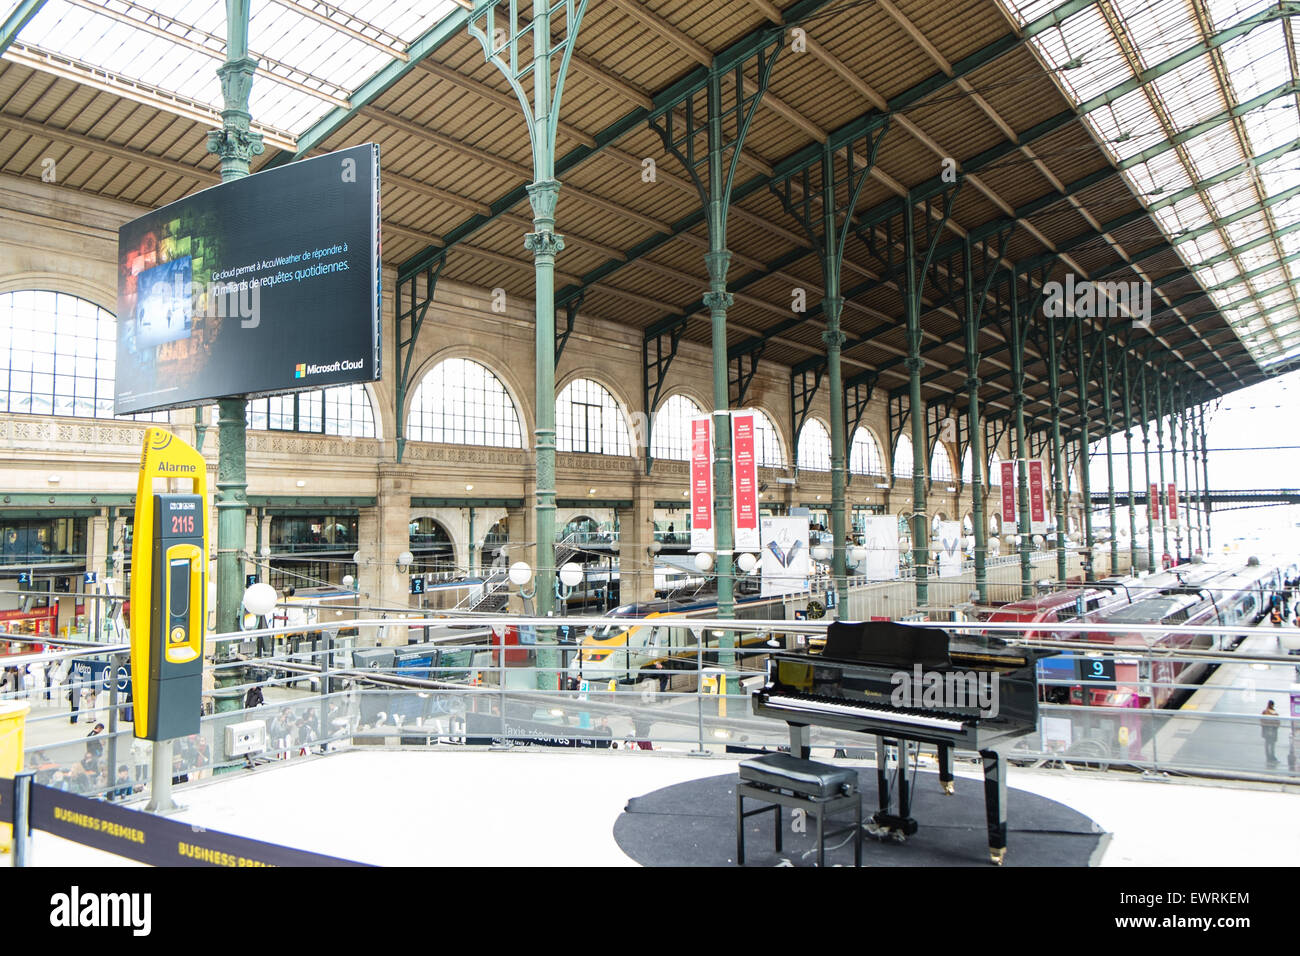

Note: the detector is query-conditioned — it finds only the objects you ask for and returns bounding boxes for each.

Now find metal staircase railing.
[451,531,589,613]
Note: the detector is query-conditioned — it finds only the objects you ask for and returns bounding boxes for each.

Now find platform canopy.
[2,0,1297,437]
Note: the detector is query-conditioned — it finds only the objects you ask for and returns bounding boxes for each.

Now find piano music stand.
[735,754,862,867]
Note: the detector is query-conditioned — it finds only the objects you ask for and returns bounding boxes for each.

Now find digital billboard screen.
[115,143,381,414]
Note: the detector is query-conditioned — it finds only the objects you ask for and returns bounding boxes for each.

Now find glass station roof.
[999,0,1300,371]
[4,0,461,147]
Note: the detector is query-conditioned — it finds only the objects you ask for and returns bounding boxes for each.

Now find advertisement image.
[115,144,382,414]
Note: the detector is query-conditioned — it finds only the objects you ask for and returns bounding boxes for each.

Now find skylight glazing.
[999,0,1300,369]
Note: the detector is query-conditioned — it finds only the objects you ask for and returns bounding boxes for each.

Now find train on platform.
[567,590,818,684]
[1004,558,1288,711]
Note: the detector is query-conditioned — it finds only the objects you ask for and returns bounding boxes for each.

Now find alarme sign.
[731,410,759,552]
[690,415,714,552]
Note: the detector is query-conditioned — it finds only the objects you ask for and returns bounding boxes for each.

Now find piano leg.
[981,749,1007,865]
[875,735,892,819]
[788,723,811,760]
[938,744,955,795]
[897,739,913,821]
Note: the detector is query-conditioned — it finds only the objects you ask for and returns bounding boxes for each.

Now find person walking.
[1261,700,1281,767]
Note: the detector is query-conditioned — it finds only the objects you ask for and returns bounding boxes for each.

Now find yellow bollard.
[0,701,30,853]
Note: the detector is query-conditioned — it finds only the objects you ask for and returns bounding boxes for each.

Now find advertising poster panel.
[937,520,963,578]
[731,410,759,552]
[863,515,899,581]
[689,415,714,552]
[115,144,381,414]
[760,516,810,597]
[1000,460,1017,523]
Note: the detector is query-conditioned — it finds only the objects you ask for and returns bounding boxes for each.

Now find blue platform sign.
[70,658,132,696]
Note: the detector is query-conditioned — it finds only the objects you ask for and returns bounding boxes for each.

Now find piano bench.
[736,755,862,867]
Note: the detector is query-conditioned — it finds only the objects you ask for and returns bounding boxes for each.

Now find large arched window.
[407,358,522,447]
[931,443,956,483]
[894,434,915,479]
[247,384,376,438]
[651,394,703,461]
[849,428,884,476]
[0,290,167,421]
[557,378,631,455]
[752,409,785,468]
[797,419,831,472]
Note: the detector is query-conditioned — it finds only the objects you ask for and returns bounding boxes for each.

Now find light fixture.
[649,541,663,555]
[465,484,474,492]
[736,552,758,573]
[609,539,620,554]
[875,482,889,489]
[47,475,60,483]
[296,479,306,488]
[342,574,355,590]
[682,490,688,497]
[588,487,596,495]
[811,544,831,562]
[694,551,714,572]
[353,550,364,566]
[848,545,867,564]
[508,561,533,586]
[242,582,277,618]
[396,550,414,571]
[559,562,584,588]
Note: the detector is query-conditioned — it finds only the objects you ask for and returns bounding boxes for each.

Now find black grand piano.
[752,620,1053,864]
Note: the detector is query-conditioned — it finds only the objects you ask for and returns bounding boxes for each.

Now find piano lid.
[822,620,951,669]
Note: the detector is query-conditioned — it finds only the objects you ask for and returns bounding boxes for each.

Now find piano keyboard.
[761,694,969,733]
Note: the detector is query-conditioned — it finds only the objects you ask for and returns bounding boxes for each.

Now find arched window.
[651,394,703,461]
[557,378,631,455]
[247,384,376,438]
[0,290,167,421]
[752,409,785,468]
[849,428,884,475]
[931,443,956,483]
[894,434,915,479]
[797,419,831,471]
[989,451,1003,485]
[409,517,455,574]
[407,358,522,447]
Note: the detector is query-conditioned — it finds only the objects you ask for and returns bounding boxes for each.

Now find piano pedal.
[941,781,955,796]
[989,847,1006,866]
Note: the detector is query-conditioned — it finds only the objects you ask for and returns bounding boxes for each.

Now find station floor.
[21,747,1299,867]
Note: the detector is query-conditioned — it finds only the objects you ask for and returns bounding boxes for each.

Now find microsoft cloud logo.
[294,363,306,378]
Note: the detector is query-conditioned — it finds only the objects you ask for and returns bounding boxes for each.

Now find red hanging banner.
[1000,460,1017,523]
[1167,482,1178,522]
[1028,459,1047,529]
[730,411,759,551]
[689,415,714,552]
[1149,483,1160,521]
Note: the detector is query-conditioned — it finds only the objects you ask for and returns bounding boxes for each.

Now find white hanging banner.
[689,414,714,552]
[760,516,810,597]
[937,520,963,578]
[731,410,760,552]
[863,515,900,582]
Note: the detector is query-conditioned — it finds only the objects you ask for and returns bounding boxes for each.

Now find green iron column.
[206,0,263,714]
[1154,370,1170,559]
[902,184,961,611]
[1140,365,1155,573]
[1100,333,1118,574]
[1180,383,1192,560]
[1075,320,1095,581]
[1190,401,1203,554]
[1046,313,1068,582]
[1122,354,1138,571]
[652,36,781,691]
[961,233,1007,603]
[770,129,889,616]
[1199,403,1212,551]
[1011,293,1032,598]
[468,0,592,689]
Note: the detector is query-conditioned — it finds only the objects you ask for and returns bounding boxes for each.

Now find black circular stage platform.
[614,768,1108,867]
